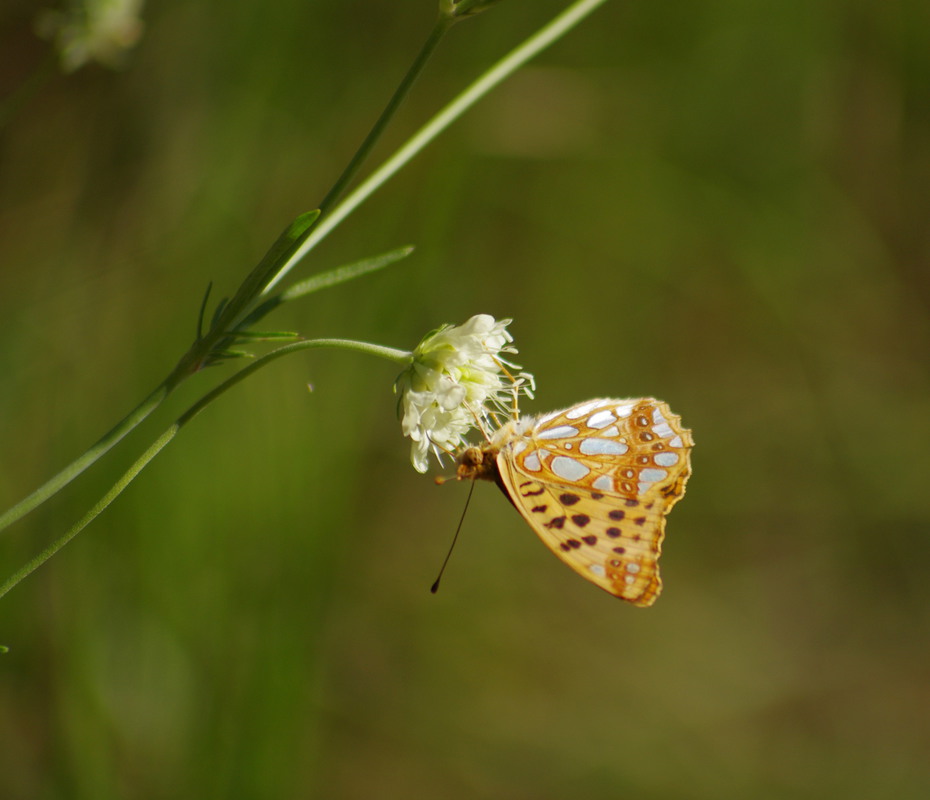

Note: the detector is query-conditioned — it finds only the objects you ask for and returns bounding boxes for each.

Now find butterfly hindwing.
[492,398,693,605]
[497,472,666,605]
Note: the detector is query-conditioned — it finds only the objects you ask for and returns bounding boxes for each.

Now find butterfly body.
[456,398,693,606]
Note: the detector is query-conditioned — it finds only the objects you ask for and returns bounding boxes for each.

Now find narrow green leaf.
[280,245,414,302]
[211,209,320,334]
[239,245,413,330]
[211,297,229,330]
[197,282,213,340]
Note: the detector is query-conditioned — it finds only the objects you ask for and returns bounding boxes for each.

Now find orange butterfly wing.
[494,398,693,605]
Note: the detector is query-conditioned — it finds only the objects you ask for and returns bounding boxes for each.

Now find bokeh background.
[2,0,929,797]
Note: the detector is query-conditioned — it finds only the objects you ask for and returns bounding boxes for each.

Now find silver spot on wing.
[537,424,579,440]
[579,438,629,456]
[551,456,590,481]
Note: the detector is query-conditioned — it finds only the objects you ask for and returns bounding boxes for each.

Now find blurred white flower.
[37,0,144,72]
[397,314,535,473]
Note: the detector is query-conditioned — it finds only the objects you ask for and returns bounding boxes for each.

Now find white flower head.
[37,0,145,72]
[397,314,535,473]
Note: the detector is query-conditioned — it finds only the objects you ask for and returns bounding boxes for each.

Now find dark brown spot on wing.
[571,514,591,528]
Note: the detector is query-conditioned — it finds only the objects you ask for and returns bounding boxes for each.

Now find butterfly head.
[455,442,500,483]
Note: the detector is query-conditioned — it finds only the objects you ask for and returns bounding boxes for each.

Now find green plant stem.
[317,16,455,218]
[0,426,181,603]
[246,15,455,306]
[0,338,412,601]
[263,0,612,294]
[0,246,411,536]
[0,381,174,535]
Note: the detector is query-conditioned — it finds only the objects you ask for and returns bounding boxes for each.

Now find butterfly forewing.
[492,398,693,605]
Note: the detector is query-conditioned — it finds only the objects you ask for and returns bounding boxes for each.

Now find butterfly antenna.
[430,479,477,594]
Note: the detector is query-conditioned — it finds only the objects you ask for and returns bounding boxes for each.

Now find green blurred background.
[2,0,929,797]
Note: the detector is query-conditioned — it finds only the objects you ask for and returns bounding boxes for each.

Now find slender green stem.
[0,246,411,535]
[0,426,181,602]
[175,339,411,433]
[263,0,612,294]
[163,13,449,335]
[242,16,454,310]
[317,17,455,218]
[0,380,174,535]
[0,338,411,601]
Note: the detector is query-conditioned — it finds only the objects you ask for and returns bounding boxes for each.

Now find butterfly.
[455,398,693,606]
